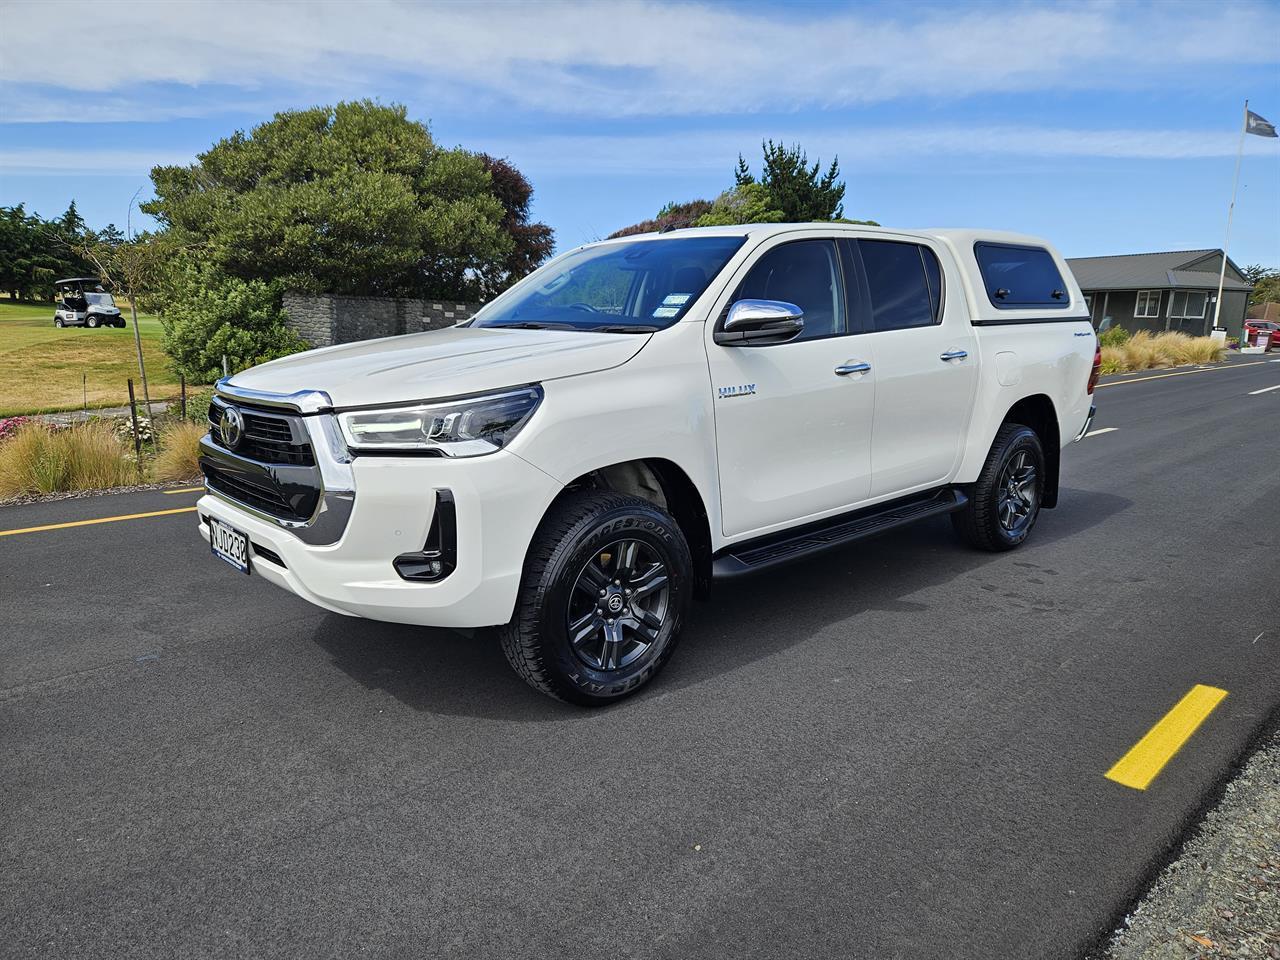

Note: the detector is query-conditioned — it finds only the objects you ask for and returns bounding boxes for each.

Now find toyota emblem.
[219,405,244,449]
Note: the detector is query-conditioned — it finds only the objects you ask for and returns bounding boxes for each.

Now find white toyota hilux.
[197,224,1099,704]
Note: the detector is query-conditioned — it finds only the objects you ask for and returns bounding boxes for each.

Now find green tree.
[0,203,92,300]
[475,154,555,298]
[608,199,714,238]
[143,101,520,300]
[1247,269,1280,306]
[1241,263,1279,305]
[694,183,785,226]
[736,140,845,221]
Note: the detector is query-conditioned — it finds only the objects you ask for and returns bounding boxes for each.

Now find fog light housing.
[393,490,457,582]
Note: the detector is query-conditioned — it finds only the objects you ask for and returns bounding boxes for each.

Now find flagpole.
[1212,99,1247,339]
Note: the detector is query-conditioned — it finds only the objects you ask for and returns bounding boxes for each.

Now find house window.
[1135,290,1161,319]
[1169,291,1207,319]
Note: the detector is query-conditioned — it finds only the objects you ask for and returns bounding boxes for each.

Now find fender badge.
[718,384,756,399]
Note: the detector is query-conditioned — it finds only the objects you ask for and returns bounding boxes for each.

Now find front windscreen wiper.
[485,321,579,330]
[590,324,660,334]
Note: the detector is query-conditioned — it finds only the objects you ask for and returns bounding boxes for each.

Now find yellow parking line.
[1095,361,1266,388]
[0,507,198,538]
[1105,684,1228,791]
[163,486,204,494]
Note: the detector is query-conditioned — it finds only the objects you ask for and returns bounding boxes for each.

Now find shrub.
[0,421,134,499]
[113,415,154,446]
[185,388,215,425]
[1100,331,1226,375]
[153,421,206,482]
[1098,325,1130,348]
[159,259,307,383]
[0,416,33,443]
[1099,347,1125,375]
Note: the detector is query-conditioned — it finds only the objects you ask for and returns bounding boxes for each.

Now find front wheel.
[952,423,1045,551]
[499,491,692,706]
[86,315,99,328]
[54,317,64,328]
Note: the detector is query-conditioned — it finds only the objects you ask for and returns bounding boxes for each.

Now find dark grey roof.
[1065,249,1252,292]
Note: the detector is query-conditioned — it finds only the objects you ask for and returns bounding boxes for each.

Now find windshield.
[471,235,745,332]
[84,292,115,307]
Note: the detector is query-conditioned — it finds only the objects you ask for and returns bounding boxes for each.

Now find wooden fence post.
[127,378,143,475]
[180,375,187,420]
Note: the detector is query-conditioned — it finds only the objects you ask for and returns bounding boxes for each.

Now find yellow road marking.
[163,486,204,494]
[1095,361,1267,388]
[0,507,198,538]
[1105,684,1228,791]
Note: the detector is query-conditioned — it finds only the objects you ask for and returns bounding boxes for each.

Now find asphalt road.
[2,357,1278,960]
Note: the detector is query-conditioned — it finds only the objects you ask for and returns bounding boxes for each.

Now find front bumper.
[198,450,562,629]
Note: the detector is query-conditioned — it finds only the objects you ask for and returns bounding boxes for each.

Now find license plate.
[209,517,251,574]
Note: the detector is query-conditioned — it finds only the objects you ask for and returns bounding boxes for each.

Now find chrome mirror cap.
[723,299,804,331]
[715,299,805,346]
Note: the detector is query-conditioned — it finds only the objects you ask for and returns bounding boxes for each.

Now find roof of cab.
[594,223,1059,251]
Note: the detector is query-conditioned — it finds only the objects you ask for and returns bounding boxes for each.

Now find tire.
[499,490,692,706]
[952,423,1045,552]
[54,317,64,328]
[86,315,99,328]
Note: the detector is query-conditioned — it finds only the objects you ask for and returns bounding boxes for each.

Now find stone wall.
[282,293,480,348]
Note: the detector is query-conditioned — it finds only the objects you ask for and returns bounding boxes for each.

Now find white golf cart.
[53,277,125,329]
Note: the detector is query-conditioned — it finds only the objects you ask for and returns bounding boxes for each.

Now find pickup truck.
[197,224,1099,705]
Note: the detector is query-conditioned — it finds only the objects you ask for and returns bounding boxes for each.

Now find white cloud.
[4,124,1273,179]
[2,0,1276,119]
[0,148,193,174]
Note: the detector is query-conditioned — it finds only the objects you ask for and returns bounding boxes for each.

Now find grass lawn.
[0,300,207,416]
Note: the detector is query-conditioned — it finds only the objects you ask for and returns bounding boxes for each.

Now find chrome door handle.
[940,350,968,362]
[835,362,871,376]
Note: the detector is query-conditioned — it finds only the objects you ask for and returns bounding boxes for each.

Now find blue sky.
[3,0,1279,265]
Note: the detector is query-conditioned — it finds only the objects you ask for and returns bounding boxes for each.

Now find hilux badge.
[718,384,756,399]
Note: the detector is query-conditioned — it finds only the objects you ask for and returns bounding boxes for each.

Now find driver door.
[705,236,876,540]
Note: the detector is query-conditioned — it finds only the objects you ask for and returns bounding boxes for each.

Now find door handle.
[835,361,871,376]
[940,350,968,362]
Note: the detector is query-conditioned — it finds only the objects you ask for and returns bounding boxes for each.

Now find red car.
[1244,320,1280,348]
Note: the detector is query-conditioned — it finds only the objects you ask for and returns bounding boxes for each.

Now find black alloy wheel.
[499,490,692,705]
[996,450,1038,534]
[566,539,671,672]
[951,422,1045,551]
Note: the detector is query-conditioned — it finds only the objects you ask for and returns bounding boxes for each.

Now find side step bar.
[712,488,969,580]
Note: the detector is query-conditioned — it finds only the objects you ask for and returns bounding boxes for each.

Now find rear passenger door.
[852,237,977,500]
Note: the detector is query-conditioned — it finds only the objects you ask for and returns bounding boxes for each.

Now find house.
[1065,249,1253,339]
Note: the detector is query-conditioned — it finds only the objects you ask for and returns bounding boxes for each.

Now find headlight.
[336,386,542,456]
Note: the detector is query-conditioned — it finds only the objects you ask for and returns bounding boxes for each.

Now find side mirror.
[714,299,805,346]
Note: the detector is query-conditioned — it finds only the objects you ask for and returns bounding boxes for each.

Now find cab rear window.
[974,242,1070,309]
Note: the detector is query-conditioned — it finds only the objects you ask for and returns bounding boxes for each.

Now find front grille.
[204,464,313,521]
[207,402,315,466]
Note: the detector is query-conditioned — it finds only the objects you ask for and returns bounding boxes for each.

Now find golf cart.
[53,277,125,329]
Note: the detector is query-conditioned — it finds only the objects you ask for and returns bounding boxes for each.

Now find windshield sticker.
[663,293,691,306]
[652,306,681,318]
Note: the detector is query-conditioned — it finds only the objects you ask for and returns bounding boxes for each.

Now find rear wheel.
[499,490,692,706]
[54,316,64,328]
[952,423,1045,551]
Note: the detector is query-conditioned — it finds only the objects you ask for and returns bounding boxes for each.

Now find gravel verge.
[1103,731,1280,959]
[0,480,202,509]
